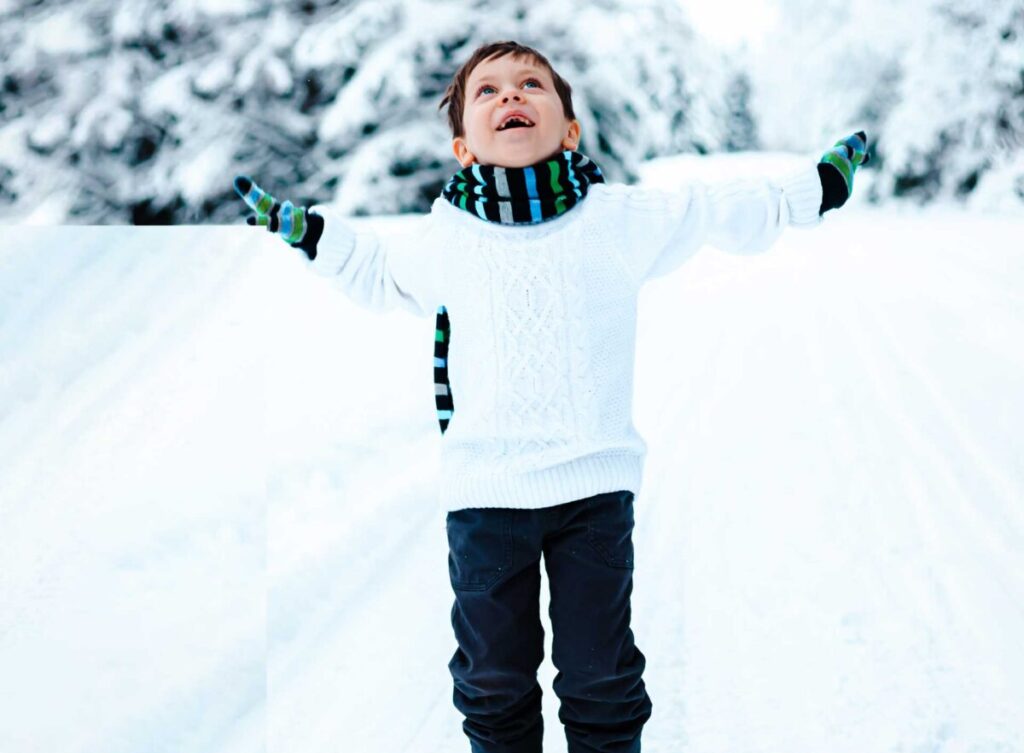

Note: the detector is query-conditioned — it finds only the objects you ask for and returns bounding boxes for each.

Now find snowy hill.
[1,153,1022,752]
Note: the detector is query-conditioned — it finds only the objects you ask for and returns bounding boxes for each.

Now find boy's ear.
[561,119,582,151]
[452,137,475,168]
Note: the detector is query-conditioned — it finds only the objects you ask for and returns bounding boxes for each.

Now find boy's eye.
[476,79,542,96]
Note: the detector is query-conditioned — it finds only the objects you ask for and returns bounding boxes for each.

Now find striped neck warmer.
[440,149,605,225]
[433,149,605,435]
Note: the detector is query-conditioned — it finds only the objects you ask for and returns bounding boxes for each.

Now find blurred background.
[0,0,1022,224]
[3,3,1024,753]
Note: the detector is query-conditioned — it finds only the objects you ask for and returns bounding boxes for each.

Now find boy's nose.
[502,92,524,103]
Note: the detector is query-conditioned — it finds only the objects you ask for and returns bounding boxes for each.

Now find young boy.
[234,40,869,753]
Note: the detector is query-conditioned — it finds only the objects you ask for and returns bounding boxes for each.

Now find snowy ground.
[1,153,1022,753]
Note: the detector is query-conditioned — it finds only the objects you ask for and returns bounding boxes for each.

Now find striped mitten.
[817,131,871,215]
[233,175,325,260]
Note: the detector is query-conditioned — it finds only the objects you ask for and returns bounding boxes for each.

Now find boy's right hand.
[233,175,324,260]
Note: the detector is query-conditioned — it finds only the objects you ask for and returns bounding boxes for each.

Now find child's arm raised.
[233,176,443,319]
[607,131,870,284]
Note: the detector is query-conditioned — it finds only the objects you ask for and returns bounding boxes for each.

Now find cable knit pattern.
[482,240,573,466]
[306,162,824,512]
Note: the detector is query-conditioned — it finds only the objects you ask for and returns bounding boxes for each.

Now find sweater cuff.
[778,162,825,229]
[305,205,358,277]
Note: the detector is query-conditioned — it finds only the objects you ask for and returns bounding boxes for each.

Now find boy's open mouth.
[497,115,535,131]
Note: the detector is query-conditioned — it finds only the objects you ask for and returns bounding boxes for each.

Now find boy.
[234,40,868,753]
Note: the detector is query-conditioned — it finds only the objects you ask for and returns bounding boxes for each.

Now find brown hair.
[437,40,576,139]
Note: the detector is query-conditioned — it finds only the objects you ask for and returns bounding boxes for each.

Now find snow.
[2,0,1022,226]
[177,144,234,205]
[0,0,753,224]
[1,153,1023,752]
[27,7,101,57]
[26,111,70,153]
[676,0,779,51]
[192,58,235,99]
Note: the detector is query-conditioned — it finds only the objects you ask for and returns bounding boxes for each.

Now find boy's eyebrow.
[469,66,546,86]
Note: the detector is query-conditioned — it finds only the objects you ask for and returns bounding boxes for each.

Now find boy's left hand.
[818,131,871,215]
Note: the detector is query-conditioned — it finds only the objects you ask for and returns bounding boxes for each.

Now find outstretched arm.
[304,203,443,318]
[233,176,443,318]
[607,164,822,284]
[609,131,871,284]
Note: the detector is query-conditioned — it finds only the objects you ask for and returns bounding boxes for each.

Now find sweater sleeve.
[303,204,445,319]
[609,161,824,284]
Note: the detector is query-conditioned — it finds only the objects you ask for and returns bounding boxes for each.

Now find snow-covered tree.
[0,0,736,224]
[883,0,1024,210]
[748,0,1024,210]
[746,0,923,152]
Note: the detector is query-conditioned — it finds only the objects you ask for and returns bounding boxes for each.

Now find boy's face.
[452,53,581,169]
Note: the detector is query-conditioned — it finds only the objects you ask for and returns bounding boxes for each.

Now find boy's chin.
[485,144,566,168]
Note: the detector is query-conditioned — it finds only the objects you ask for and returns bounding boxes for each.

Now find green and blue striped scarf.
[433,149,605,434]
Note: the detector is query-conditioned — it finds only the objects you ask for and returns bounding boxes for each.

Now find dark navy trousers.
[445,489,653,753]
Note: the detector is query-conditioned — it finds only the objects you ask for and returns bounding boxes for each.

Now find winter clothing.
[303,155,824,513]
[446,489,651,753]
[434,149,604,434]
[817,131,871,214]
[438,155,654,753]
[232,175,324,258]
[234,135,861,440]
[440,149,605,223]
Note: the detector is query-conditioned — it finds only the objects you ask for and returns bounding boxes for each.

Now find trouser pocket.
[584,490,635,569]
[446,507,514,591]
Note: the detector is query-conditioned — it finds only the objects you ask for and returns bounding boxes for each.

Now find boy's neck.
[469,148,568,170]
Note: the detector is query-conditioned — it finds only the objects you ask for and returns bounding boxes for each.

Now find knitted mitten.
[232,175,325,260]
[817,131,871,215]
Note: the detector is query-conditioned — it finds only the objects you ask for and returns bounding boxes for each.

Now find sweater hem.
[441,450,645,512]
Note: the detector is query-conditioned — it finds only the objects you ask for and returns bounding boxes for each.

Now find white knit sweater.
[307,161,824,512]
